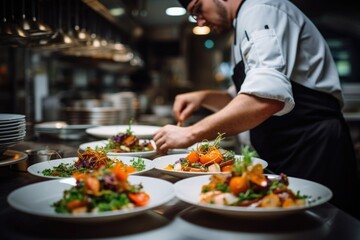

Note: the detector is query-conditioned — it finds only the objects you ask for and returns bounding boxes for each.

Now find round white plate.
[35,121,97,131]
[27,156,155,179]
[0,114,25,122]
[174,175,332,218]
[153,154,268,178]
[0,126,26,135]
[0,121,25,129]
[0,130,26,139]
[79,140,157,158]
[86,125,161,139]
[8,176,175,222]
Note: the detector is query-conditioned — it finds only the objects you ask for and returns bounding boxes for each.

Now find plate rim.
[78,139,157,157]
[7,175,175,222]
[174,174,333,217]
[0,114,26,121]
[27,156,155,179]
[85,125,161,139]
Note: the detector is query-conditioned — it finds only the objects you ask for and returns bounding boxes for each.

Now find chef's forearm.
[189,93,284,140]
[200,90,233,112]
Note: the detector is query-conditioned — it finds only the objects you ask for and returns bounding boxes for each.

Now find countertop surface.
[1,136,360,240]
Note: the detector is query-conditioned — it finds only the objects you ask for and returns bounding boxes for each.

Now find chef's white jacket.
[231,0,343,116]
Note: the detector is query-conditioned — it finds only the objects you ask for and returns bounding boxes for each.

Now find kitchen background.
[0,0,359,160]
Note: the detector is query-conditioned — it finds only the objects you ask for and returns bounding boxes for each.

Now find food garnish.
[52,162,150,214]
[41,148,145,177]
[97,120,154,153]
[199,146,308,208]
[165,133,237,172]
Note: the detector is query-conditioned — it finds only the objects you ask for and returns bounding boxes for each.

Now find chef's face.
[187,0,232,34]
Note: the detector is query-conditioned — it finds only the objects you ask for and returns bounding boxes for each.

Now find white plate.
[174,175,332,218]
[0,133,26,142]
[0,126,26,135]
[7,175,175,222]
[153,154,268,178]
[0,121,25,129]
[0,130,26,139]
[35,121,97,131]
[27,156,155,179]
[79,140,157,158]
[86,125,161,139]
[0,114,25,122]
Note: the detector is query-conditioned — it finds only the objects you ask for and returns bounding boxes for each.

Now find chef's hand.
[173,91,205,123]
[153,124,194,154]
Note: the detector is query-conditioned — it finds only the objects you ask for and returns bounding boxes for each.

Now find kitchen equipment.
[0,0,28,46]
[10,148,64,172]
[18,0,52,39]
[0,150,28,167]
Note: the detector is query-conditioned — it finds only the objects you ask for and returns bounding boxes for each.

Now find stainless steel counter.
[1,138,360,240]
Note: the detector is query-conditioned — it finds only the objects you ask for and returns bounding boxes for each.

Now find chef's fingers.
[155,136,169,154]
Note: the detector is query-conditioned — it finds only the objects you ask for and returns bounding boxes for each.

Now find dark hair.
[178,0,192,8]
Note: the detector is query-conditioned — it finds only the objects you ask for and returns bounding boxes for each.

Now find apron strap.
[231,61,245,92]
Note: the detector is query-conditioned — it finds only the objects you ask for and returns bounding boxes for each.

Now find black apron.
[232,61,360,218]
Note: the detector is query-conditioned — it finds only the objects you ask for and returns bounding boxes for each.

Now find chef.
[154,0,360,219]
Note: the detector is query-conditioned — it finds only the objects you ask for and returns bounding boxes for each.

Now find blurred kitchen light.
[110,7,125,16]
[166,7,186,16]
[78,31,87,40]
[114,42,125,50]
[130,56,144,67]
[113,52,134,62]
[90,33,101,47]
[193,26,210,35]
[204,39,214,49]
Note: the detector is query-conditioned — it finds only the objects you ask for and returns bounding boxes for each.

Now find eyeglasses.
[189,0,202,20]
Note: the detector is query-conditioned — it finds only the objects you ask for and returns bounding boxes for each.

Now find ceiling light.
[110,7,125,16]
[166,7,186,16]
[192,26,211,35]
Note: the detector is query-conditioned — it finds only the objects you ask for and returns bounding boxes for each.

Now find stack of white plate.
[0,114,26,155]
[62,107,123,125]
[102,92,137,124]
[62,99,123,125]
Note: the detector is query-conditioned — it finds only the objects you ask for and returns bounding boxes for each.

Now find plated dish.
[174,174,332,218]
[0,150,28,167]
[156,135,267,178]
[27,155,155,179]
[153,153,268,178]
[79,140,157,158]
[85,125,161,139]
[7,175,175,222]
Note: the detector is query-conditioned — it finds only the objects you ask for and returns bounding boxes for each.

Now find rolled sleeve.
[240,68,295,115]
